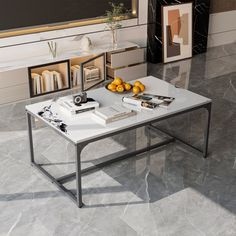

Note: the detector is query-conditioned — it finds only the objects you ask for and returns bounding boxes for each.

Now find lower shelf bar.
[31,162,78,204]
[148,124,203,154]
[57,137,175,184]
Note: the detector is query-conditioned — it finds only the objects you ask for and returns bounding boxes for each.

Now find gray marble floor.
[1,43,236,236]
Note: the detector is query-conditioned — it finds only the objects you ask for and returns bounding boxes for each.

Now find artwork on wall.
[162,3,193,63]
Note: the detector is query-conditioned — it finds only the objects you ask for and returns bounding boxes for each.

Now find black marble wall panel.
[147,0,211,63]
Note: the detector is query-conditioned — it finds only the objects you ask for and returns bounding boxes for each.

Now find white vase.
[111,29,118,49]
[80,36,92,52]
[48,41,57,59]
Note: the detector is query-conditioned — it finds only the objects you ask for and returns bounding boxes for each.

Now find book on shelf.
[71,65,100,87]
[122,94,175,110]
[31,70,64,95]
[31,73,42,95]
[93,104,136,125]
[57,96,99,116]
[52,71,63,90]
[42,70,53,92]
[71,65,81,87]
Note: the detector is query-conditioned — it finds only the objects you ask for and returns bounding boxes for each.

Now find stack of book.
[93,104,136,125]
[31,70,64,95]
[57,96,99,116]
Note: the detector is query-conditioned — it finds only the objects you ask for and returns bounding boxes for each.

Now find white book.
[57,96,99,116]
[50,72,55,91]
[71,65,81,86]
[93,104,136,124]
[32,73,42,94]
[52,71,63,89]
[31,73,40,95]
[74,65,81,86]
[71,66,78,86]
[42,70,52,92]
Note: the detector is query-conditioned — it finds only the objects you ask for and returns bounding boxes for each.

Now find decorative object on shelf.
[162,3,193,63]
[48,41,57,59]
[84,66,100,82]
[105,2,128,49]
[80,36,92,52]
[147,0,210,63]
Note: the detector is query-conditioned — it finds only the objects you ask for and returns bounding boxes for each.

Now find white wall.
[0,0,148,48]
[208,10,236,47]
[0,0,148,105]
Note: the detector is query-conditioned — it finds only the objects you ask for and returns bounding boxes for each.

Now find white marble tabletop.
[26,76,212,144]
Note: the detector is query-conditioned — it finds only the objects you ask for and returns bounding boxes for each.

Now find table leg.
[203,103,212,158]
[75,144,83,208]
[27,112,35,164]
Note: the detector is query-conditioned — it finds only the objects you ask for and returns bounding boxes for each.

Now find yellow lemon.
[113,77,123,86]
[124,83,132,91]
[139,84,145,92]
[107,83,116,91]
[116,85,125,93]
[132,86,141,94]
[134,81,142,87]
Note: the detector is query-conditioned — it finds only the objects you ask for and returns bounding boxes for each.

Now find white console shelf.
[0,41,138,73]
[0,41,147,104]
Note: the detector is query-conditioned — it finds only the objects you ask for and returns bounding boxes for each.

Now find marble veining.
[0,42,236,235]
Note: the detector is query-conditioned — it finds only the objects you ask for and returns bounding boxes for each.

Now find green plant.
[105,2,126,30]
[105,2,129,47]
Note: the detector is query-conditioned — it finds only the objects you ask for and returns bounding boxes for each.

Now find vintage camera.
[73,92,87,106]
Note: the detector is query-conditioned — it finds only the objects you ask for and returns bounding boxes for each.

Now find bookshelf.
[28,60,70,97]
[27,44,146,98]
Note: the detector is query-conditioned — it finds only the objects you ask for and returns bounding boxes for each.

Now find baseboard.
[208,10,236,47]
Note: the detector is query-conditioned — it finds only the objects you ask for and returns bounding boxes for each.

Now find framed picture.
[162,3,193,63]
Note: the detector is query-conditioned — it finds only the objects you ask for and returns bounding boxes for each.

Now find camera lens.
[74,96,82,105]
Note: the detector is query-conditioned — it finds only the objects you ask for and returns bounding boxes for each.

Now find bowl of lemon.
[106,77,145,94]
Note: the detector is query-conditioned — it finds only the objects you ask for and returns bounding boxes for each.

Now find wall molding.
[208,10,236,47]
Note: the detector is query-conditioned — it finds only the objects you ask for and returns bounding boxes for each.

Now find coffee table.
[26,76,212,207]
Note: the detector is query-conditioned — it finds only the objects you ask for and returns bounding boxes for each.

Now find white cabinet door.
[109,48,145,68]
[114,63,147,82]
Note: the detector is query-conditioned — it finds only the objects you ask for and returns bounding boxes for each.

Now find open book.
[122,94,175,110]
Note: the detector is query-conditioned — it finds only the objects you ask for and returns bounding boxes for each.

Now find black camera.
[73,92,87,106]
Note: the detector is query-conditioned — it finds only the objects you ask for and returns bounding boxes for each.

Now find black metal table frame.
[26,102,212,208]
